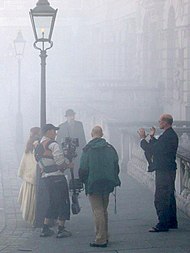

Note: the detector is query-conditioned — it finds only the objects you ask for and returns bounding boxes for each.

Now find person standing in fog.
[56,109,86,178]
[37,124,73,238]
[138,114,178,232]
[79,126,121,247]
[18,127,40,225]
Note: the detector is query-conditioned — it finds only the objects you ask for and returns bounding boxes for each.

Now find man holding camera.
[38,124,73,238]
[138,114,178,232]
[79,126,121,247]
[56,109,86,179]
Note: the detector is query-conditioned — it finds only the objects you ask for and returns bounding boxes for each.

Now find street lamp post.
[29,0,57,129]
[14,31,26,144]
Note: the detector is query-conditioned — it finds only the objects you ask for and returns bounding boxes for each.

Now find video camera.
[61,137,83,193]
[62,137,79,161]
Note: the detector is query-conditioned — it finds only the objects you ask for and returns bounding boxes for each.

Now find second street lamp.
[14,30,26,144]
[29,0,57,129]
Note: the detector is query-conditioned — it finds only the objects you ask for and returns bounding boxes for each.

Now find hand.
[58,161,74,172]
[33,140,39,148]
[67,162,74,169]
[137,128,147,139]
[149,126,156,138]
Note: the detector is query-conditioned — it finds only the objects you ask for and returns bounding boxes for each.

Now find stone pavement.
[0,164,190,253]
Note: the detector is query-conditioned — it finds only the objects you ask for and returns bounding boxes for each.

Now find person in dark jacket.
[138,114,178,232]
[79,126,121,248]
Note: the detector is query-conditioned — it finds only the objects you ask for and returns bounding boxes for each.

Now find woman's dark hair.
[25,127,40,153]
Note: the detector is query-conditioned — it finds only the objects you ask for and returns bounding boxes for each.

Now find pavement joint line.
[17,249,33,252]
[0,245,9,252]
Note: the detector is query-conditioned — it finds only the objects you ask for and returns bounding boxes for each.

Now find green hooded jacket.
[79,138,121,195]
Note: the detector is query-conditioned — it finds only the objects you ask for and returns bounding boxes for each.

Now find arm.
[79,151,89,183]
[140,139,156,171]
[56,124,64,147]
[78,122,86,148]
[139,126,157,153]
[18,152,27,178]
[48,142,71,171]
[110,145,120,176]
[110,145,121,186]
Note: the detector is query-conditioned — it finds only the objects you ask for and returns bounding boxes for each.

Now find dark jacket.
[79,138,121,195]
[141,127,178,171]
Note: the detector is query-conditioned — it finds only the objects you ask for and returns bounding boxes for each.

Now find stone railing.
[104,120,190,217]
[176,147,190,216]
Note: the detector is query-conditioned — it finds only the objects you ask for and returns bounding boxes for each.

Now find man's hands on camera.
[58,161,74,172]
[138,127,156,140]
[149,126,156,139]
[67,162,74,169]
[138,128,147,139]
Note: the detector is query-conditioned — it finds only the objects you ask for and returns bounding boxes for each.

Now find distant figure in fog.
[79,126,121,248]
[56,109,86,178]
[138,114,178,232]
[18,127,40,225]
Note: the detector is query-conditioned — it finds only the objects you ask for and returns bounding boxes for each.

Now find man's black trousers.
[43,175,70,221]
[154,169,177,229]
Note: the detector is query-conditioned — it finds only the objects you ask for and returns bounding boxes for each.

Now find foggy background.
[0,0,190,167]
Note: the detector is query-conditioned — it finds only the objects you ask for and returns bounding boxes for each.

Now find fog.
[0,1,188,166]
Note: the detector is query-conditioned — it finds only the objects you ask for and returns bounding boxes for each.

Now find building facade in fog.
[1,0,190,132]
[77,0,190,121]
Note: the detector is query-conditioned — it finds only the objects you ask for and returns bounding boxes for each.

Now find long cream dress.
[18,151,37,225]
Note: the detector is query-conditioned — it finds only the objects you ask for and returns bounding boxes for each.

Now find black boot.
[40,224,54,237]
[56,226,72,238]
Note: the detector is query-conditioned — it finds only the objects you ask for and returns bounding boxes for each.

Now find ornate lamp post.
[14,30,26,144]
[29,0,57,129]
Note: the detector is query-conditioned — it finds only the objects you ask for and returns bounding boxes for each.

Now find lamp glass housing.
[30,0,57,42]
[14,31,26,56]
[33,16,53,41]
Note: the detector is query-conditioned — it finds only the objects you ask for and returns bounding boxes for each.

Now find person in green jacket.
[79,126,121,248]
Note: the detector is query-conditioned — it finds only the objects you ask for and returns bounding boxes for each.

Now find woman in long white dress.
[18,127,40,225]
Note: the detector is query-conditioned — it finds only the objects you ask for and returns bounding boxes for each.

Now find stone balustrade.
[176,147,190,216]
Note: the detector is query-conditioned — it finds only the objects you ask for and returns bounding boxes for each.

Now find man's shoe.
[90,242,107,248]
[149,226,169,232]
[40,228,54,237]
[56,229,72,238]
